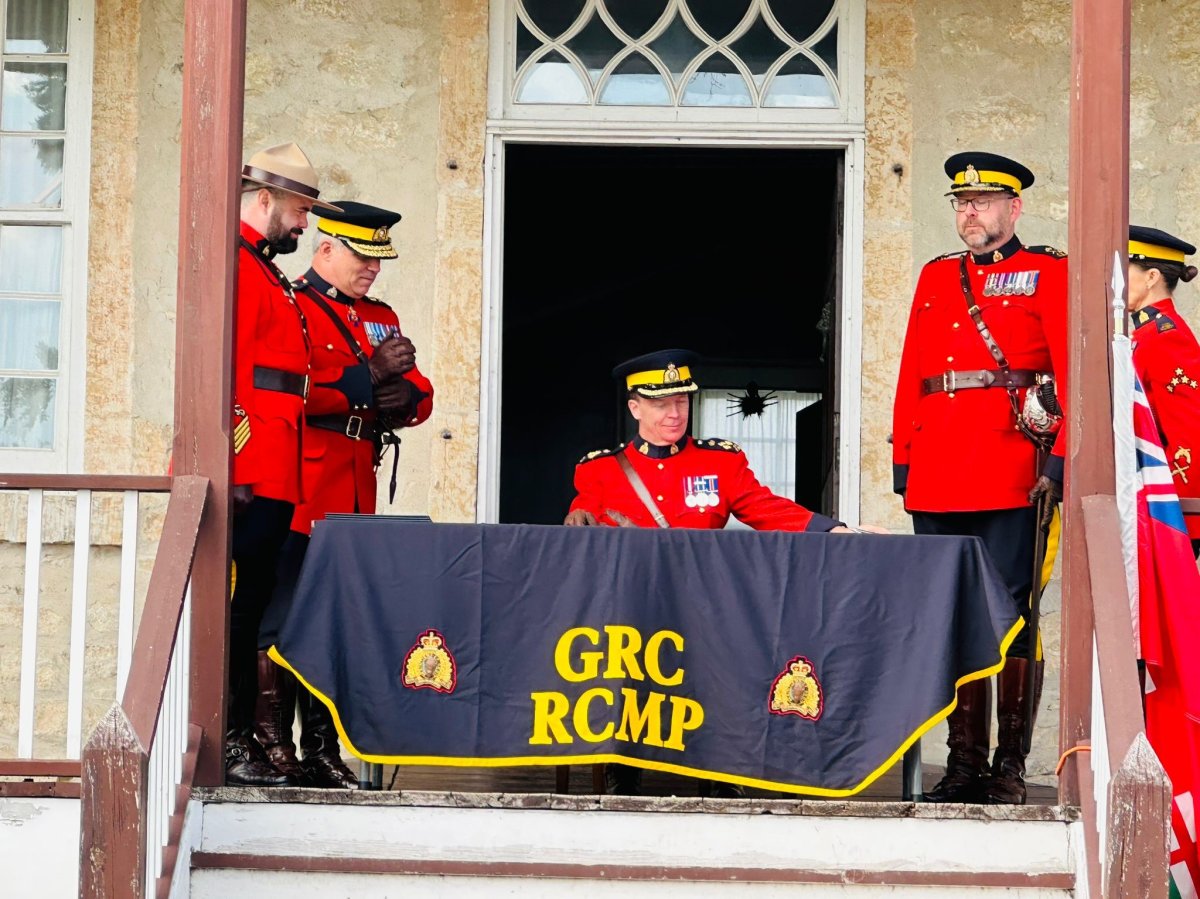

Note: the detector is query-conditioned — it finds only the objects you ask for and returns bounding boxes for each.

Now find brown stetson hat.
[241,143,340,212]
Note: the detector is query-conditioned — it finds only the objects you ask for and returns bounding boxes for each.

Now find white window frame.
[478,0,867,526]
[491,0,864,127]
[0,0,95,472]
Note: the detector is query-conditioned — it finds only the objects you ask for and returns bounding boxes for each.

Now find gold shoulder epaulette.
[694,438,743,454]
[578,445,623,464]
[930,249,968,264]
[1024,245,1067,259]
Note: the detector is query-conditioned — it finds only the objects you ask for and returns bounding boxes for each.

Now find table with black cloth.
[269,520,1021,797]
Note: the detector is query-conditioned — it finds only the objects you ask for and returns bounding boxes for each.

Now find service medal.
[684,475,719,510]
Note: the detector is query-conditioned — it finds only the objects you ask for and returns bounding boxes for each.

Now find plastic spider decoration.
[727,382,779,418]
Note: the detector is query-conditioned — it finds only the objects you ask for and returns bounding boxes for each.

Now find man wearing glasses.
[892,152,1068,804]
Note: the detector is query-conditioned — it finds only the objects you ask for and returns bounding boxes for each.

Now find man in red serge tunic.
[564,349,864,797]
[1127,225,1200,551]
[227,143,339,787]
[254,201,433,789]
[892,152,1068,805]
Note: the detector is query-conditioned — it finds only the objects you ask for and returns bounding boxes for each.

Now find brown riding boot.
[298,689,360,789]
[926,678,992,803]
[986,658,1044,805]
[252,651,305,783]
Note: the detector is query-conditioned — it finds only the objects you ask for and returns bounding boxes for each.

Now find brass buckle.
[942,370,957,393]
[345,415,363,440]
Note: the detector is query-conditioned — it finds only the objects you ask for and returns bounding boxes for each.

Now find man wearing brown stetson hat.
[225,143,337,787]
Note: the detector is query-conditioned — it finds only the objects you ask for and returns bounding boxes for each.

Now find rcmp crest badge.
[401,629,457,693]
[768,656,823,721]
[684,474,719,509]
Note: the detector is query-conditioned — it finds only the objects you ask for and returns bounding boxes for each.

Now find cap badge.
[665,363,680,383]
[964,165,980,185]
[373,226,390,242]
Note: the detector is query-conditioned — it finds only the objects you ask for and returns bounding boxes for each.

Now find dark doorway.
[499,144,842,525]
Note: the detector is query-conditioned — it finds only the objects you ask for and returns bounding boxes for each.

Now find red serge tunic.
[233,222,311,505]
[892,237,1069,512]
[1132,298,1200,539]
[289,269,434,535]
[568,435,840,531]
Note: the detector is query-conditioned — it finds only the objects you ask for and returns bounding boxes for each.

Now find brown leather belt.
[307,413,377,441]
[922,368,1040,395]
[1180,498,1200,515]
[254,366,309,398]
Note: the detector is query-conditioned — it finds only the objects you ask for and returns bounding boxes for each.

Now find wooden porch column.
[172,0,247,786]
[1061,0,1130,805]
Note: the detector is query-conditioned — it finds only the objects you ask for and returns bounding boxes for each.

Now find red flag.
[1134,376,1200,898]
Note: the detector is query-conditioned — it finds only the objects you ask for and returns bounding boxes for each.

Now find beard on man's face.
[265,207,302,255]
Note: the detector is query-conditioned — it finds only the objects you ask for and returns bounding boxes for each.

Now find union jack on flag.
[1134,376,1200,899]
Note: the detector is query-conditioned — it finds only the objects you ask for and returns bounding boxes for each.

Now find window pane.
[763,52,835,107]
[0,376,55,448]
[0,136,63,207]
[2,62,68,131]
[0,225,62,293]
[4,0,69,53]
[520,0,586,40]
[598,53,672,105]
[516,51,589,104]
[0,299,59,370]
[681,53,753,106]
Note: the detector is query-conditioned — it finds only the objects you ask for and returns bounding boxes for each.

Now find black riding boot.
[298,689,359,789]
[926,677,992,803]
[986,658,1043,805]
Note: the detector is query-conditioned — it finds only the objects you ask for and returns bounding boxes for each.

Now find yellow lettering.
[602,625,645,680]
[529,691,573,744]
[664,696,705,750]
[644,630,684,686]
[614,687,665,747]
[573,687,615,742]
[554,627,603,683]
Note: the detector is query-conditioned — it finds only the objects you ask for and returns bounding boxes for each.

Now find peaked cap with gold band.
[316,200,402,259]
[613,349,699,398]
[1129,225,1197,266]
[241,142,341,211]
[944,151,1035,196]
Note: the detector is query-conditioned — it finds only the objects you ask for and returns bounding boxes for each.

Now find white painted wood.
[191,869,1074,898]
[66,489,91,758]
[116,489,138,697]
[1070,820,1090,899]
[490,0,865,127]
[17,489,43,758]
[475,130,867,524]
[167,800,203,899]
[0,798,81,899]
[1089,634,1108,871]
[200,803,1075,876]
[0,0,97,473]
[837,136,865,524]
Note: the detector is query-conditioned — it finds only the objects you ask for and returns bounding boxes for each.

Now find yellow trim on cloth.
[1129,239,1186,263]
[269,618,1025,798]
[952,169,1023,194]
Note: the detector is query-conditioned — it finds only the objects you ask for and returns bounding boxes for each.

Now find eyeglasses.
[949,195,1011,212]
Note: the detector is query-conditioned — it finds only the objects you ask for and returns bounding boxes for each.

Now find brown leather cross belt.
[1179,498,1200,515]
[254,366,309,398]
[307,413,377,441]
[922,368,1040,395]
